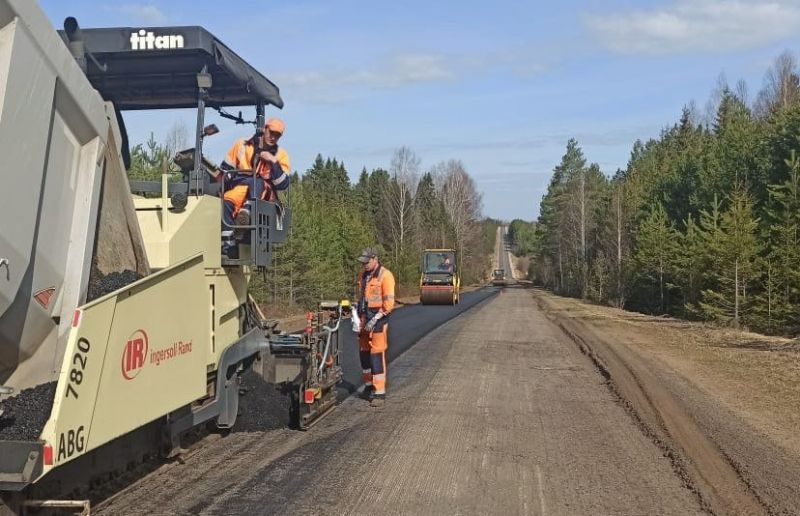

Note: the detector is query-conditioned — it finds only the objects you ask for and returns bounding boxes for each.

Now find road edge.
[532,289,769,516]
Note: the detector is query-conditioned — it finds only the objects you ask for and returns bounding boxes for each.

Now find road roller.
[492,269,507,286]
[419,249,460,305]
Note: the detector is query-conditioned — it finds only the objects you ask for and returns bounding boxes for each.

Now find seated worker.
[220,118,291,258]
[439,256,454,273]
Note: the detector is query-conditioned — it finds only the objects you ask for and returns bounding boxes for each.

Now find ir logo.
[122,329,148,380]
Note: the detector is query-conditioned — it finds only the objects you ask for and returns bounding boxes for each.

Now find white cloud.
[585,0,800,55]
[277,52,454,94]
[277,51,547,104]
[378,54,455,86]
[513,62,549,78]
[109,4,167,24]
[462,50,550,79]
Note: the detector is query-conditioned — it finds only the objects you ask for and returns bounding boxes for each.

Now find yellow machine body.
[42,254,209,473]
[0,0,310,495]
[419,249,460,305]
[492,269,507,286]
[33,192,249,477]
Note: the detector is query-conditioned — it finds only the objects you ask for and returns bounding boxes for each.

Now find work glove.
[259,151,277,164]
[365,312,383,332]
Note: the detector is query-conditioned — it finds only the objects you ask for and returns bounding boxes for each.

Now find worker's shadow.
[338,380,358,399]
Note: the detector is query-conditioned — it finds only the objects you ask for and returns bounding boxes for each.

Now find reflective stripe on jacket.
[357,266,396,316]
[222,139,291,188]
[222,138,291,174]
[221,139,292,208]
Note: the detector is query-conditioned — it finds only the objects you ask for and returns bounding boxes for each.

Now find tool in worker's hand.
[365,312,383,332]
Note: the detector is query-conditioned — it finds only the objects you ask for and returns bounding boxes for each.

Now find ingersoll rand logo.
[122,329,148,380]
[129,30,185,50]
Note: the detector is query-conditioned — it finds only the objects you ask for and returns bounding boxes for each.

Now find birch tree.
[437,160,482,275]
[755,51,800,116]
[164,120,189,156]
[384,146,420,283]
[605,178,629,307]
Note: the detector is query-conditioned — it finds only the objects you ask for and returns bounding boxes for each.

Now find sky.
[38,0,800,221]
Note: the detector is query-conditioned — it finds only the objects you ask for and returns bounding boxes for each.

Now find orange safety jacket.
[221,138,291,212]
[357,266,396,326]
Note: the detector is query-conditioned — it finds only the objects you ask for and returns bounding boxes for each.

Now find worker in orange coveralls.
[355,248,395,407]
[220,118,290,258]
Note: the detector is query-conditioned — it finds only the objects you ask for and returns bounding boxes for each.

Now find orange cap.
[265,118,285,135]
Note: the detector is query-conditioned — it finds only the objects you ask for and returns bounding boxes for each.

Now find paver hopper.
[0,3,342,504]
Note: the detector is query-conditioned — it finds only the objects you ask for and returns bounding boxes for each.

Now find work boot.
[233,204,251,239]
[222,240,239,260]
[359,385,374,401]
[369,394,385,408]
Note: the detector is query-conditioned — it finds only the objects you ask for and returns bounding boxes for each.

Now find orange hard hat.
[265,118,285,135]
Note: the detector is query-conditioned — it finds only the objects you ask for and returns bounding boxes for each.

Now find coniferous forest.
[525,53,800,336]
[253,150,496,307]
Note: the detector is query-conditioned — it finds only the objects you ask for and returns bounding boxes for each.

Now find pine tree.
[534,139,587,294]
[366,168,390,242]
[128,132,172,181]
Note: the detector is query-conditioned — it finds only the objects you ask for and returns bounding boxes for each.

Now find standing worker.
[356,248,395,407]
[220,118,291,258]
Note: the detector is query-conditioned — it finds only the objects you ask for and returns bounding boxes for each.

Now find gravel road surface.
[96,287,704,516]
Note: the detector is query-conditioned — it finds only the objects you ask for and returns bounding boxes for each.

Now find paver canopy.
[58,26,283,110]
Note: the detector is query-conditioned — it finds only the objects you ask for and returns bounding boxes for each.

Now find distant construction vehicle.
[0,1,343,509]
[419,249,460,305]
[492,269,507,286]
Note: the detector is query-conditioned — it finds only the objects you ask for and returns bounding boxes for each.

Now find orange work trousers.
[223,185,249,217]
[359,323,388,395]
[223,182,276,218]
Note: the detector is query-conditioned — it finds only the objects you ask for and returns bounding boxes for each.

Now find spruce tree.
[699,187,761,328]
[633,203,679,314]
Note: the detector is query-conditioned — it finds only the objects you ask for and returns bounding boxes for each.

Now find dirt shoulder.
[534,288,800,515]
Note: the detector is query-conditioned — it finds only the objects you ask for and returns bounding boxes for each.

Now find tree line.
[527,51,800,336]
[508,219,536,256]
[127,138,495,308]
[256,149,494,307]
